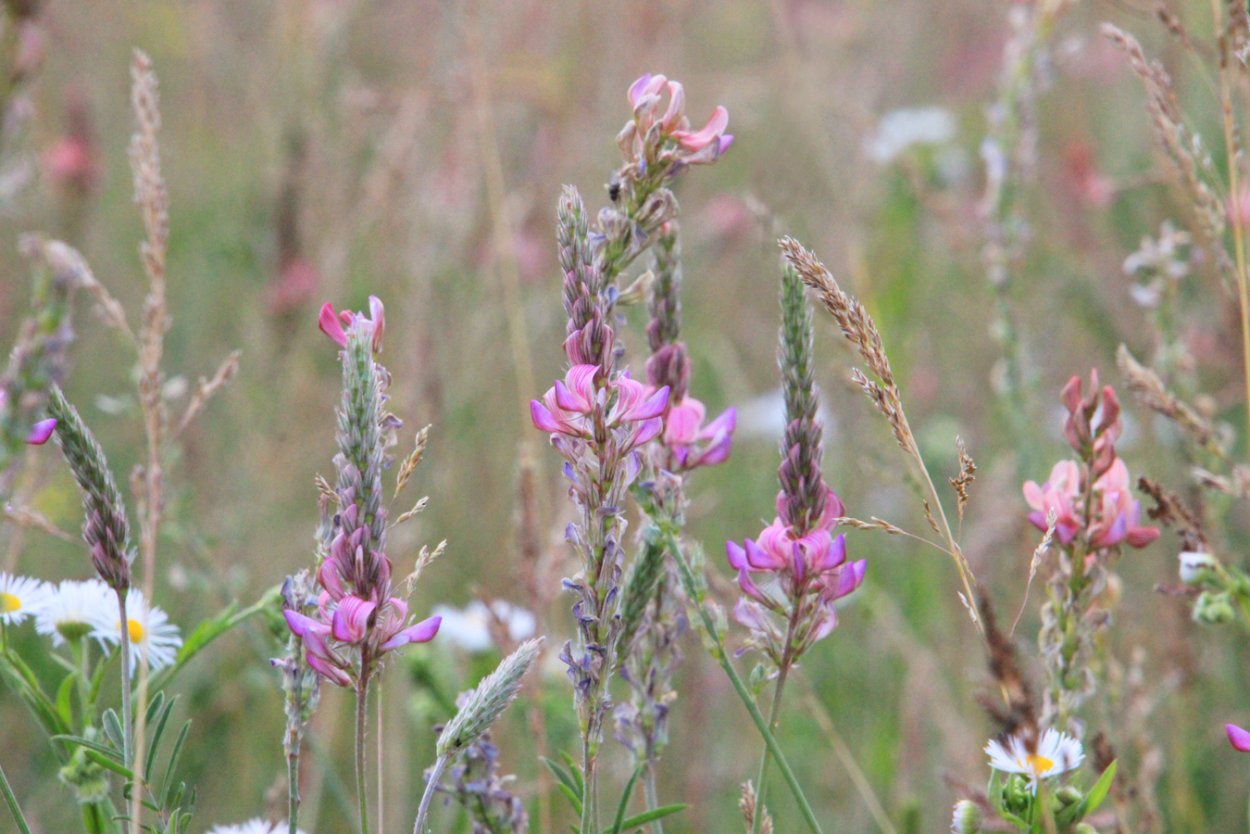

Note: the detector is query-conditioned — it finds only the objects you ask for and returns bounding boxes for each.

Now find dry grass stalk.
[1116,344,1219,453]
[393,495,429,526]
[949,436,976,522]
[780,236,983,630]
[314,473,337,501]
[978,592,1039,745]
[1012,509,1057,638]
[1138,475,1209,551]
[1192,464,1250,498]
[3,502,77,543]
[738,781,774,834]
[1101,24,1230,272]
[173,350,241,438]
[394,424,431,497]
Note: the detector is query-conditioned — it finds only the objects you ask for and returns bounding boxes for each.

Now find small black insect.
[607,177,621,203]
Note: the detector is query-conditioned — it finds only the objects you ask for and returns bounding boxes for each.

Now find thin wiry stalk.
[412,754,449,834]
[356,671,372,834]
[0,758,32,834]
[660,529,824,834]
[115,590,132,769]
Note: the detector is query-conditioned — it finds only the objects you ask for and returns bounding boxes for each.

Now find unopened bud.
[950,799,982,834]
[1193,591,1236,625]
[1002,774,1032,815]
[1179,550,1220,586]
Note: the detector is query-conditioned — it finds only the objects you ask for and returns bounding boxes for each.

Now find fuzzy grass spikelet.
[437,638,543,758]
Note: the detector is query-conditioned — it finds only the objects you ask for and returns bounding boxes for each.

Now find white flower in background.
[865,106,956,164]
[35,579,115,646]
[432,599,536,653]
[0,572,51,625]
[206,819,307,834]
[985,728,1083,792]
[736,387,835,442]
[1178,550,1219,585]
[91,589,182,677]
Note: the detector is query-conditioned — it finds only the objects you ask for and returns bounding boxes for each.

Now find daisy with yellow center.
[984,728,1083,792]
[0,571,51,625]
[34,579,114,646]
[90,589,182,678]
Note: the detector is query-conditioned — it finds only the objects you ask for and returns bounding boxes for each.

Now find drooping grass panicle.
[1116,344,1221,456]
[45,385,133,593]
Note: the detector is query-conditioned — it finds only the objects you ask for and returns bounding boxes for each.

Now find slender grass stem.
[643,762,664,834]
[412,754,448,834]
[0,760,32,834]
[750,620,796,834]
[660,529,824,834]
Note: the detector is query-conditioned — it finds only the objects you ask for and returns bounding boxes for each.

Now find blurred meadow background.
[3,0,1250,832]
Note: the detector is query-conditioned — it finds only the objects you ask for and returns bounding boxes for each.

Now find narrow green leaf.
[555,783,584,816]
[1078,759,1117,817]
[160,723,191,808]
[102,709,124,753]
[0,760,33,834]
[145,690,166,725]
[541,756,582,802]
[81,748,134,780]
[50,734,123,763]
[55,673,77,727]
[559,750,585,794]
[607,804,688,832]
[144,696,175,782]
[607,765,644,834]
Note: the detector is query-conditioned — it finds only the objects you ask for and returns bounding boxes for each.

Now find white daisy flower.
[0,572,52,625]
[432,599,536,653]
[91,589,182,678]
[985,728,1084,792]
[205,819,307,834]
[35,579,116,646]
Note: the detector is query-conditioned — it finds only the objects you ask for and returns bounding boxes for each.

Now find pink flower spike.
[1229,723,1250,752]
[25,417,56,445]
[379,614,442,651]
[318,303,347,347]
[331,596,377,643]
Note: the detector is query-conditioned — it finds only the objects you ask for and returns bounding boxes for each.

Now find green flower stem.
[659,529,824,834]
[115,591,132,770]
[0,759,32,834]
[355,669,372,834]
[750,617,798,834]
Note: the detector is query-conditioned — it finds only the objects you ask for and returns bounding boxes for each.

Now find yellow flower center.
[126,617,145,644]
[1026,753,1054,775]
[0,592,20,613]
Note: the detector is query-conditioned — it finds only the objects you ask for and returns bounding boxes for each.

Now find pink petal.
[25,417,56,445]
[318,303,347,346]
[726,541,749,571]
[331,596,376,643]
[673,105,729,151]
[1228,723,1250,752]
[530,400,564,434]
[284,609,330,639]
[367,295,385,352]
[379,614,442,651]
[632,417,664,446]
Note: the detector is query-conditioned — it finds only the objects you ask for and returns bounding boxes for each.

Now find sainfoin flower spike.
[985,728,1084,792]
[287,295,441,688]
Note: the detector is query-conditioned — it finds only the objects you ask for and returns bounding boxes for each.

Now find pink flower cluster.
[1023,371,1158,553]
[727,488,866,659]
[661,396,735,471]
[530,364,669,451]
[318,296,385,353]
[619,73,733,174]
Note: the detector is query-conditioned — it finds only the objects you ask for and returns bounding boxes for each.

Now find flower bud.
[950,799,982,834]
[1179,550,1220,586]
[1193,590,1236,625]
[1002,774,1032,815]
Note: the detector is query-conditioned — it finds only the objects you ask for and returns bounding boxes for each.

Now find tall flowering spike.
[645,223,690,400]
[558,186,613,371]
[288,296,441,689]
[777,264,826,533]
[45,385,134,591]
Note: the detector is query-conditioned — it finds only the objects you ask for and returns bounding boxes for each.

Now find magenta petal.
[633,417,664,446]
[318,303,347,346]
[25,417,56,445]
[1229,724,1250,752]
[306,651,352,687]
[627,74,653,108]
[284,609,329,639]
[726,541,749,571]
[379,614,441,651]
[368,295,385,352]
[717,134,734,156]
[744,538,783,571]
[816,533,848,572]
[634,385,670,421]
[736,568,767,603]
[331,596,376,643]
[554,379,581,412]
[530,401,564,434]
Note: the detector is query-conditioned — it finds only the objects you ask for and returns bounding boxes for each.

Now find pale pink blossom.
[1023,460,1082,544]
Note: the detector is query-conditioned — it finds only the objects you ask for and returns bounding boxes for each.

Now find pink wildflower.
[1088,459,1159,549]
[530,365,668,450]
[662,397,736,470]
[318,296,385,353]
[1023,460,1082,544]
[25,417,56,445]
